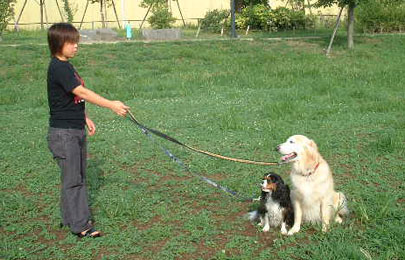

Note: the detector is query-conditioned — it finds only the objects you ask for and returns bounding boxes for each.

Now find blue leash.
[127,112,259,202]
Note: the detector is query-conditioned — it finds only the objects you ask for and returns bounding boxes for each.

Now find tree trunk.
[100,0,106,28]
[40,0,44,29]
[347,4,355,49]
[231,0,237,38]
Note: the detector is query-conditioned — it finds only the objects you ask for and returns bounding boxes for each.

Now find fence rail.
[9,18,202,31]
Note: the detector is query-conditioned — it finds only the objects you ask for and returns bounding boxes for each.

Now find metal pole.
[230,0,237,38]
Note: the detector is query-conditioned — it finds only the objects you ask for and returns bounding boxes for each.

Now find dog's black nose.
[275,145,280,151]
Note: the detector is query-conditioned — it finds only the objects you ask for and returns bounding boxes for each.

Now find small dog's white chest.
[265,201,283,226]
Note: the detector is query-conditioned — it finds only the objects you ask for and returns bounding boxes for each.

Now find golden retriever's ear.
[303,143,320,174]
[304,146,318,163]
[308,139,318,151]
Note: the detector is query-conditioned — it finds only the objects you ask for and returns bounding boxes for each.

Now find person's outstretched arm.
[72,85,129,117]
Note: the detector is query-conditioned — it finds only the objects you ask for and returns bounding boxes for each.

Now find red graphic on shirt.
[73,72,85,104]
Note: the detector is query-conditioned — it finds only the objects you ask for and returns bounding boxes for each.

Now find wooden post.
[79,0,90,30]
[15,0,28,30]
[111,0,122,29]
[175,0,186,27]
[139,2,154,30]
[43,0,49,28]
[195,20,201,38]
[55,0,65,22]
[326,7,343,56]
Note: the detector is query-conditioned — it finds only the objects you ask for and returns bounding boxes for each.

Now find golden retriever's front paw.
[335,216,343,224]
[287,226,300,236]
[322,225,329,232]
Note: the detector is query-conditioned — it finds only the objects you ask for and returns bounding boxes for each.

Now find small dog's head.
[261,172,284,193]
[276,135,318,164]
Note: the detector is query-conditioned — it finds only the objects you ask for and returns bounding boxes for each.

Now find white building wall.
[9,0,230,30]
[9,0,339,30]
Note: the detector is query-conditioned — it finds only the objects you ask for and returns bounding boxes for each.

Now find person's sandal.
[76,227,101,238]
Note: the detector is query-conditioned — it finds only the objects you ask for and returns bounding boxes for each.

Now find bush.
[147,5,176,29]
[236,4,271,30]
[269,7,306,31]
[0,0,15,37]
[304,14,317,29]
[200,9,229,33]
[236,5,307,31]
[356,0,405,33]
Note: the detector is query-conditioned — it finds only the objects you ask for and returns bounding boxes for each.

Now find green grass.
[1,31,405,259]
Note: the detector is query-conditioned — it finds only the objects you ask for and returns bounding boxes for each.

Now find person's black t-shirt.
[47,57,86,129]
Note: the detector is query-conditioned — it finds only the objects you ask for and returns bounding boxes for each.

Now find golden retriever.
[277,135,348,235]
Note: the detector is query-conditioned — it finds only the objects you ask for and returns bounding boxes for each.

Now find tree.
[140,0,176,29]
[62,0,74,23]
[140,0,168,9]
[235,0,269,11]
[85,0,121,29]
[0,0,15,39]
[316,0,362,49]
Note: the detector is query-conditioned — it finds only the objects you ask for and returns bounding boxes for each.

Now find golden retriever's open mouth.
[281,152,297,162]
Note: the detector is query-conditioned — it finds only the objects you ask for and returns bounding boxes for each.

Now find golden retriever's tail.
[337,192,349,217]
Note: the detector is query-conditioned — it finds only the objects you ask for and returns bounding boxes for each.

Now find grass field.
[1,30,405,259]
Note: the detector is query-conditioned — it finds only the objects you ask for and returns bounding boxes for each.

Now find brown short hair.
[48,23,80,56]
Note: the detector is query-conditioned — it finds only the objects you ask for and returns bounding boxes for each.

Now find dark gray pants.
[47,127,92,234]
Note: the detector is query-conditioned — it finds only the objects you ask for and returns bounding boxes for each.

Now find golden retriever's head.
[277,135,319,167]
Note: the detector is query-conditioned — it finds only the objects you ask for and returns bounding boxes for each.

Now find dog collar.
[314,162,320,171]
[312,162,320,175]
[307,162,320,176]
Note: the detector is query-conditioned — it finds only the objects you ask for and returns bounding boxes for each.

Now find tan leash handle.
[184,145,279,166]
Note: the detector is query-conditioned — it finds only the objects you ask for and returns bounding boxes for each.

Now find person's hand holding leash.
[110,101,129,117]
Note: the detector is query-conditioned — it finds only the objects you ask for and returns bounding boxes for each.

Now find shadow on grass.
[86,156,106,214]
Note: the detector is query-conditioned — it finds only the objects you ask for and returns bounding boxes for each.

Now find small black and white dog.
[248,172,294,234]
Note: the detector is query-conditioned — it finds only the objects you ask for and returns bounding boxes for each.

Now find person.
[46,23,129,238]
